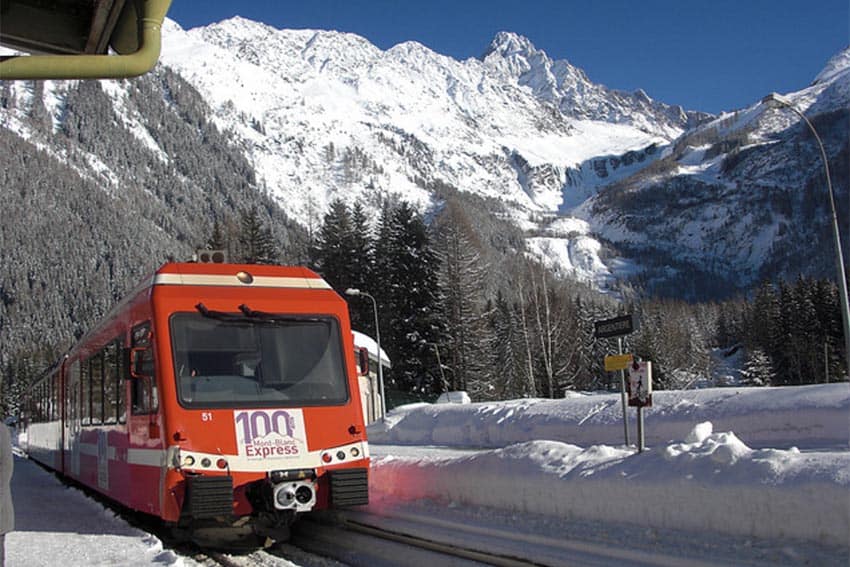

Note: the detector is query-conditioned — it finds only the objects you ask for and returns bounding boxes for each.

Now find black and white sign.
[594,314,638,339]
[627,361,653,407]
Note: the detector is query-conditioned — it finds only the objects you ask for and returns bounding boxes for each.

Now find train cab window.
[170,312,349,408]
[131,322,158,415]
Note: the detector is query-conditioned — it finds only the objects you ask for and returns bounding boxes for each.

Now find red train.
[20,261,370,544]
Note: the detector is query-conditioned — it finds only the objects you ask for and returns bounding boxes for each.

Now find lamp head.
[345,288,361,296]
[761,92,792,109]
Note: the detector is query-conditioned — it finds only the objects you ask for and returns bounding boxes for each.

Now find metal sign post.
[618,338,630,446]
[627,360,653,453]
[595,314,638,448]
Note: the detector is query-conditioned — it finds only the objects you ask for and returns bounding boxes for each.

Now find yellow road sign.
[604,353,633,372]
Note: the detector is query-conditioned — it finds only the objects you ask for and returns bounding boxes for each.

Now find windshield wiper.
[195,303,320,325]
[239,304,322,324]
[195,302,251,323]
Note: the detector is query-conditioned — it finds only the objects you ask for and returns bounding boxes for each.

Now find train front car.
[150,263,369,544]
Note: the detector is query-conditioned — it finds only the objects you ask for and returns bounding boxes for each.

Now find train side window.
[117,342,127,423]
[91,351,104,425]
[67,360,80,425]
[103,341,121,424]
[131,322,158,415]
[51,374,57,421]
[81,357,91,425]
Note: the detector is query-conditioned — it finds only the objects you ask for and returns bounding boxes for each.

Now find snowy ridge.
[480,31,705,138]
[156,16,849,295]
[574,48,850,292]
[157,18,673,227]
[813,46,850,85]
[151,17,702,293]
[2,17,847,297]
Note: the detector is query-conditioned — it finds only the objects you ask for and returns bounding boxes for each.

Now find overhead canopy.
[0,0,172,79]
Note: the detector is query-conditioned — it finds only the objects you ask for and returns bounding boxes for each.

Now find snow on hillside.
[813,46,850,86]
[153,17,686,295]
[158,17,671,227]
[3,18,846,297]
[167,10,848,298]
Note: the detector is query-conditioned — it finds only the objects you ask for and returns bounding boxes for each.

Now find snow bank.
[368,384,850,449]
[369,423,850,546]
[367,384,850,546]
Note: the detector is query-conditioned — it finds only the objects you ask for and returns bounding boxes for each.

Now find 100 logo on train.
[235,409,307,460]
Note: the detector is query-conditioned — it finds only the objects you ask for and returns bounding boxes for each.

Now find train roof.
[152,262,332,290]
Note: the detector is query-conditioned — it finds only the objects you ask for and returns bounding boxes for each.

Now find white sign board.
[627,361,652,407]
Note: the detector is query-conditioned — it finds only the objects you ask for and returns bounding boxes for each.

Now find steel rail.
[341,517,545,567]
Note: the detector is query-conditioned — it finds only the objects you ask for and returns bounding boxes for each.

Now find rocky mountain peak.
[813,46,850,85]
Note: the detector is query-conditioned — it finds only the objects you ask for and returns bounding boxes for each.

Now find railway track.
[289,509,740,567]
[291,510,554,566]
[190,544,348,567]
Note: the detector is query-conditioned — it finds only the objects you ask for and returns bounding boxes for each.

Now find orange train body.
[21,262,370,542]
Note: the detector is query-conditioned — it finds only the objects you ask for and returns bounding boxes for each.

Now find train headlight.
[182,455,195,467]
[295,485,313,505]
[350,447,361,458]
[275,487,296,508]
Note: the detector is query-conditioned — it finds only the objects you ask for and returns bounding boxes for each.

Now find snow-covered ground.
[366,383,850,562]
[5,448,201,567]
[5,383,849,565]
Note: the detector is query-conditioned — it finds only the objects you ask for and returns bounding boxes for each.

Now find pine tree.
[741,348,773,386]
[238,207,278,264]
[207,218,227,250]
[309,200,376,333]
[746,281,782,381]
[811,278,843,382]
[434,199,492,396]
[310,199,357,291]
[373,201,445,397]
[347,202,376,333]
[488,291,523,399]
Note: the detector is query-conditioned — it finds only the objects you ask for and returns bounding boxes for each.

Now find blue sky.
[167,1,848,115]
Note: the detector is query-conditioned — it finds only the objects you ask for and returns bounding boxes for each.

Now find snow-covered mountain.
[1,16,848,304]
[576,46,850,296]
[155,17,699,227]
[154,17,849,296]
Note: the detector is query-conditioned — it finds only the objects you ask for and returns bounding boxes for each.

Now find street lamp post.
[345,288,387,421]
[762,93,850,383]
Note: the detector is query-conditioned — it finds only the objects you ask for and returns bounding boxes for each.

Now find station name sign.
[594,314,638,339]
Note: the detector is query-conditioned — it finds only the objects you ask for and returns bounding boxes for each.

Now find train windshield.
[170,312,349,408]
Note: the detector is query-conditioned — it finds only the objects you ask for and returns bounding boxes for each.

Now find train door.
[127,321,164,514]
